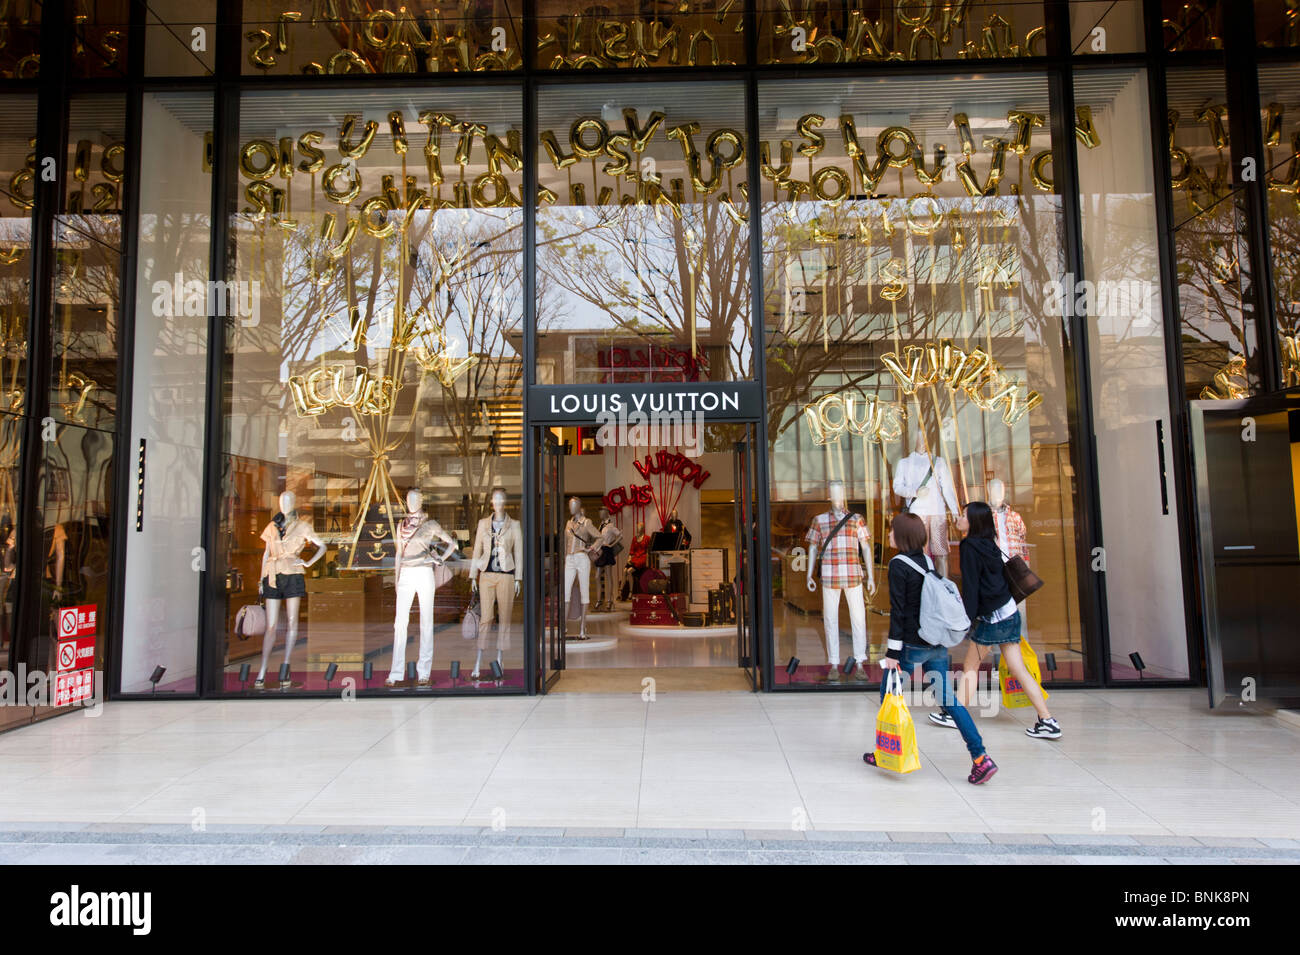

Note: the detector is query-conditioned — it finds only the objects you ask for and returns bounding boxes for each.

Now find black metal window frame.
[8,0,1294,701]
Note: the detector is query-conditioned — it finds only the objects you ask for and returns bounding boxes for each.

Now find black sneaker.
[928,709,957,729]
[1026,717,1062,740]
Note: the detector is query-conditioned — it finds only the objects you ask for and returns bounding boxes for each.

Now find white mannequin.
[893,430,959,578]
[387,488,457,687]
[594,506,621,611]
[805,479,875,682]
[256,490,325,688]
[564,496,598,639]
[988,477,1028,637]
[471,488,521,678]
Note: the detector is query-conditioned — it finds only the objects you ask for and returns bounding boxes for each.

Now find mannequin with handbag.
[564,497,599,639]
[892,430,959,579]
[386,488,457,687]
[470,487,522,679]
[804,479,876,683]
[255,491,325,689]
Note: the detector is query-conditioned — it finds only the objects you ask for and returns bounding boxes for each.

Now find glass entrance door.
[536,436,566,691]
[733,430,760,689]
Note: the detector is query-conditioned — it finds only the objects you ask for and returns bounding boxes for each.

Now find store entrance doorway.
[533,423,760,693]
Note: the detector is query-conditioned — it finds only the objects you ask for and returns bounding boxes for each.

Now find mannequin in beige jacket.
[470,487,523,678]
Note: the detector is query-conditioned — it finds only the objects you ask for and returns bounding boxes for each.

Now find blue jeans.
[881,644,986,760]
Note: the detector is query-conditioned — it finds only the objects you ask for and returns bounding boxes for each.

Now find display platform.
[616,621,737,638]
[582,609,628,622]
[563,635,619,652]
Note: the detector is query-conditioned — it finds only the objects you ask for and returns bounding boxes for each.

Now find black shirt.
[958,535,1014,620]
[886,549,929,661]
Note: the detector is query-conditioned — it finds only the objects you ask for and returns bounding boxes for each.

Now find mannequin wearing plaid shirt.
[804,481,876,682]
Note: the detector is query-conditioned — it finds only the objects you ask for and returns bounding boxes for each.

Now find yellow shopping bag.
[874,671,922,774]
[998,637,1050,709]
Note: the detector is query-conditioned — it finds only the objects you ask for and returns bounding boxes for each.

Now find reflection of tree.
[536,196,751,380]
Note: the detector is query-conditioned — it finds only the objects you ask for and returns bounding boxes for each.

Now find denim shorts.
[970,610,1021,646]
[261,573,306,599]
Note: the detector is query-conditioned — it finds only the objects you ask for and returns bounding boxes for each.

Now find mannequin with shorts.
[256,491,325,688]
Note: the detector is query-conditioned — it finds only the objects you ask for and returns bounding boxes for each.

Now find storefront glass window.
[1255,0,1300,48]
[1259,64,1300,388]
[70,0,130,78]
[0,2,40,78]
[1074,68,1189,679]
[146,0,216,76]
[1167,69,1261,400]
[756,1,1047,65]
[536,0,745,69]
[759,74,1086,686]
[241,0,523,75]
[1161,0,1223,51]
[1071,0,1145,54]
[220,87,525,693]
[534,80,752,385]
[120,92,213,694]
[0,94,35,726]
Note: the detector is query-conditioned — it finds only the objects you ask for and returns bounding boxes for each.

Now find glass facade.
[1,2,1296,712]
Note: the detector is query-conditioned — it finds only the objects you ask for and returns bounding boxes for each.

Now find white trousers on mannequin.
[389,565,435,680]
[564,553,591,604]
[822,584,867,667]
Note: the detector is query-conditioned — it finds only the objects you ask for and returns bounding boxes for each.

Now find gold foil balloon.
[322,162,362,204]
[796,114,826,158]
[570,117,609,159]
[905,193,941,234]
[1030,150,1054,191]
[707,128,745,169]
[1075,105,1101,149]
[1196,104,1229,150]
[239,140,277,180]
[1006,110,1045,155]
[297,131,326,173]
[1264,103,1283,148]
[388,111,408,154]
[812,165,850,203]
[877,126,919,167]
[953,112,976,155]
[624,109,666,154]
[100,142,126,182]
[879,256,907,301]
[360,196,394,237]
[760,139,794,184]
[277,138,295,179]
[540,129,578,169]
[73,140,92,182]
[338,114,378,159]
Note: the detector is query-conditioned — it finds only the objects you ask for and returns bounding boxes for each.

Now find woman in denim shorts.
[937,501,1060,740]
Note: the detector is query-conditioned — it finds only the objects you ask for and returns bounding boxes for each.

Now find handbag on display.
[1001,553,1043,603]
[432,560,453,588]
[462,593,481,641]
[234,603,266,639]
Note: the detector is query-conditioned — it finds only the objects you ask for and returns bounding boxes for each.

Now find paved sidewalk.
[0,825,1297,865]
[1,688,1298,839]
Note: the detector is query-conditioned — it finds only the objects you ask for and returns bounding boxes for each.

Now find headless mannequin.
[389,488,457,686]
[893,430,959,579]
[564,497,597,639]
[257,491,325,687]
[594,506,620,611]
[471,489,521,679]
[989,478,1028,637]
[621,521,649,599]
[805,480,876,681]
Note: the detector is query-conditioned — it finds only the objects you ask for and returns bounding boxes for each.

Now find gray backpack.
[891,554,970,648]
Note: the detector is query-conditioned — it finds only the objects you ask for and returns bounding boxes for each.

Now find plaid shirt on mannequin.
[805,510,871,589]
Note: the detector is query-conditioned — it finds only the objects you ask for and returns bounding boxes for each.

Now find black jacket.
[958,535,1014,620]
[886,549,929,661]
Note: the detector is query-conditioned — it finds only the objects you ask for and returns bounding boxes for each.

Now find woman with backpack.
[937,501,1061,740]
[863,512,998,784]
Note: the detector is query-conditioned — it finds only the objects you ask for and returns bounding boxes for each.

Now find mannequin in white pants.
[387,488,457,687]
[256,490,325,689]
[805,480,876,683]
[563,497,598,639]
[893,430,959,578]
